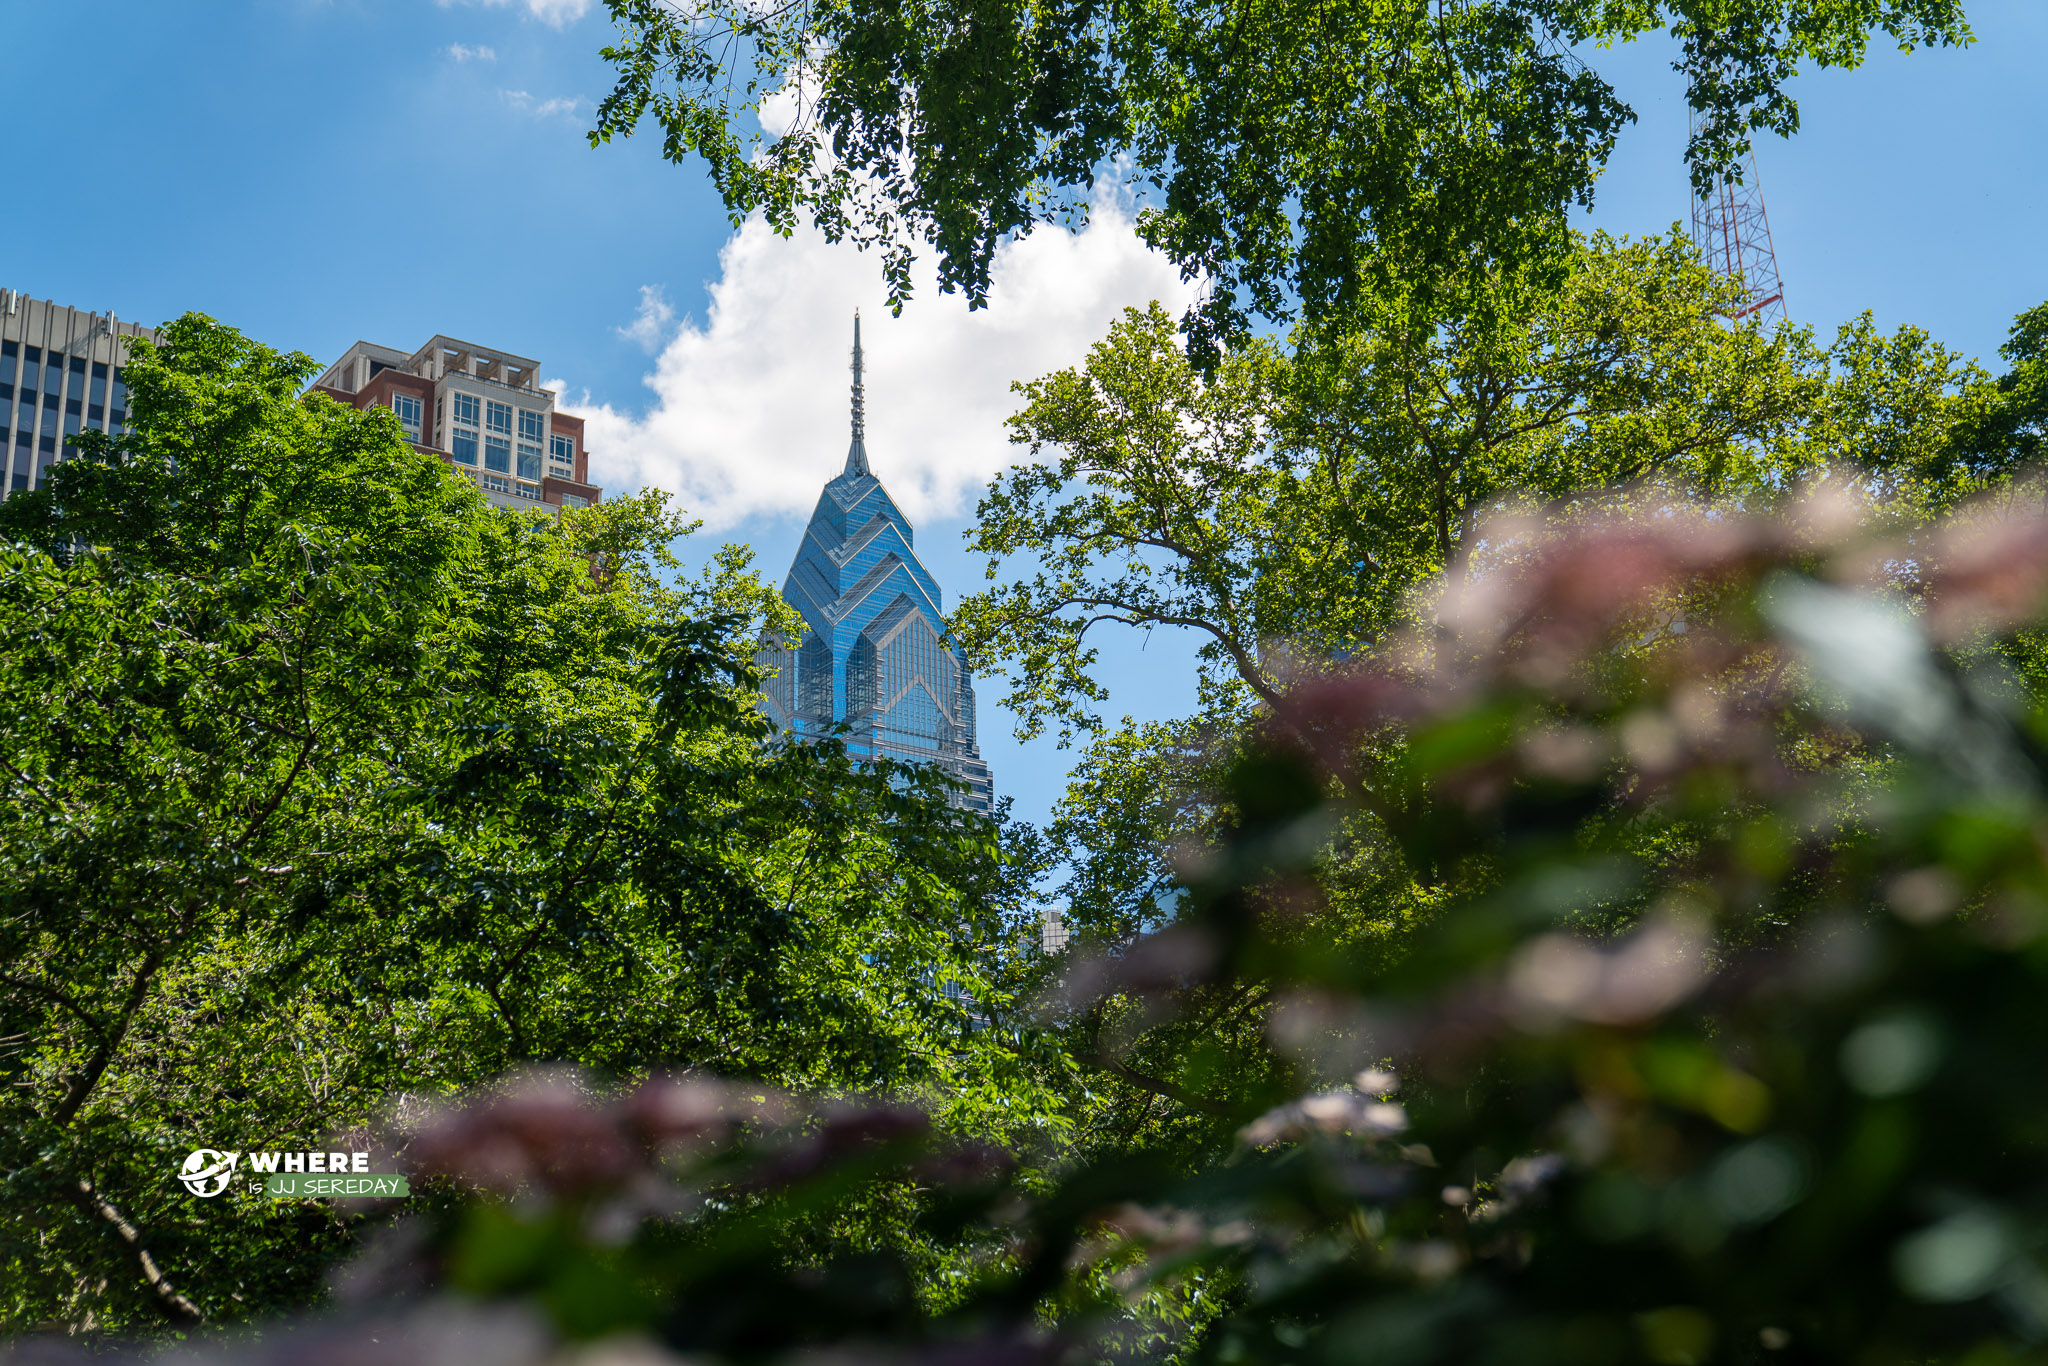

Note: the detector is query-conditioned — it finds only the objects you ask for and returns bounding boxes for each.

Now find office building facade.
[758,317,994,812]
[0,290,155,497]
[312,334,601,514]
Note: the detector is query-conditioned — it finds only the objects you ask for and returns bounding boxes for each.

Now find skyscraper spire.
[845,310,870,477]
[754,310,994,813]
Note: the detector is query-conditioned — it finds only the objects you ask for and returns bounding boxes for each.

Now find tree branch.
[51,948,162,1128]
[68,1177,204,1324]
[1085,1052,1230,1117]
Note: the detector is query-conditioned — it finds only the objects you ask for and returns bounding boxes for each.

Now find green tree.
[120,485,2048,1366]
[0,316,1048,1334]
[955,232,1825,745]
[1945,299,2048,487]
[949,235,2002,1180]
[593,0,1968,358]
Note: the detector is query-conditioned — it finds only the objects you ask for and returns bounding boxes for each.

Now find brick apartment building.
[312,335,601,514]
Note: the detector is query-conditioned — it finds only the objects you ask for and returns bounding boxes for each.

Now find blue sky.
[4,0,2045,829]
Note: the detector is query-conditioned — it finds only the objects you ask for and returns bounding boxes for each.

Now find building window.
[480,472,511,493]
[452,430,478,465]
[518,409,545,442]
[486,400,512,435]
[561,493,588,509]
[393,393,424,440]
[484,435,511,473]
[517,443,542,480]
[453,392,480,426]
[548,432,574,470]
[515,482,542,501]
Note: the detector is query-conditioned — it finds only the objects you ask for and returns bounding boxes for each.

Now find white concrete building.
[0,289,155,498]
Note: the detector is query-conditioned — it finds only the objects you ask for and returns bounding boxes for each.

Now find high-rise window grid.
[798,635,835,722]
[309,330,602,517]
[392,394,423,441]
[2,325,140,495]
[450,392,481,465]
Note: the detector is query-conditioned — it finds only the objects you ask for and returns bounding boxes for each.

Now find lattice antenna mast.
[845,310,870,476]
[1689,109,1787,324]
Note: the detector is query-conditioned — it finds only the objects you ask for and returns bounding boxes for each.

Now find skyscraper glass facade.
[758,318,994,812]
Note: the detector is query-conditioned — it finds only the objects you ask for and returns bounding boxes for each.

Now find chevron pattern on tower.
[757,316,994,812]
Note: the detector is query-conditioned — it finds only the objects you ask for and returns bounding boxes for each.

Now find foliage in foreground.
[0,316,1044,1335]
[54,483,2048,1366]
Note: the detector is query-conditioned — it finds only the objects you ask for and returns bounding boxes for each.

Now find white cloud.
[618,285,677,353]
[569,199,1199,530]
[501,90,585,119]
[437,0,590,25]
[523,0,591,26]
[446,42,497,61]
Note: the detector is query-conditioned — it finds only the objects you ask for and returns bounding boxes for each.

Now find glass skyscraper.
[759,317,994,812]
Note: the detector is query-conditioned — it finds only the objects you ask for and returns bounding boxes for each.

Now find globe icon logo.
[178,1149,239,1198]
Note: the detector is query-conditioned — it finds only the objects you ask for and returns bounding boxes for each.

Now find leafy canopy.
[103,480,2048,1366]
[950,230,1982,748]
[0,316,1049,1335]
[594,0,1969,359]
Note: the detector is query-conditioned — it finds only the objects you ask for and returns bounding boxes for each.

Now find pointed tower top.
[844,310,870,477]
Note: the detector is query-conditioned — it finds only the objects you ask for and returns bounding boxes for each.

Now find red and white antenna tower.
[1689,110,1787,324]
